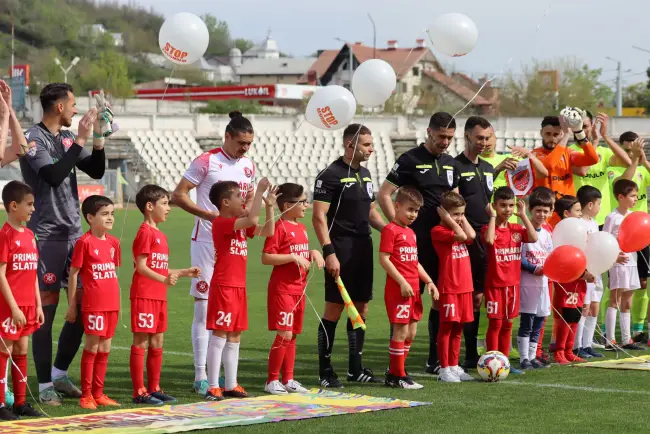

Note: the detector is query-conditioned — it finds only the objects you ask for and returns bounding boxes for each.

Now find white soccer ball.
[477,351,510,382]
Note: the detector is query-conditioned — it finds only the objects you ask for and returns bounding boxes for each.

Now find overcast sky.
[120,0,650,86]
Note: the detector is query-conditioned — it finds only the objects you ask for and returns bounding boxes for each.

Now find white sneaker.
[397,376,424,390]
[437,367,461,383]
[591,341,605,349]
[452,366,474,381]
[283,379,308,393]
[264,380,288,395]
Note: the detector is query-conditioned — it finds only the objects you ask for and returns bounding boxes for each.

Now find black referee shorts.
[638,245,650,280]
[467,235,487,293]
[325,236,374,304]
[417,237,438,294]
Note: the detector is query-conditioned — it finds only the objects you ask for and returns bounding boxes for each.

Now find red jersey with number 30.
[0,223,38,307]
[430,225,473,294]
[130,224,169,301]
[211,216,255,288]
[482,223,529,288]
[380,222,419,295]
[71,232,121,312]
[263,219,310,295]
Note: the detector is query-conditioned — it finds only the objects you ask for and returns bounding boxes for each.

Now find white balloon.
[351,59,397,107]
[305,86,356,131]
[585,231,620,275]
[551,217,589,251]
[159,12,210,65]
[428,13,479,57]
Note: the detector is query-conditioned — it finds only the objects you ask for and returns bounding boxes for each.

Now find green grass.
[5,209,650,433]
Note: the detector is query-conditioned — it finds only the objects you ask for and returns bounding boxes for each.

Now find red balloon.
[618,211,650,253]
[543,245,587,283]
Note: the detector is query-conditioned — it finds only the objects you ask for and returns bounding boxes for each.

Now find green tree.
[80,50,133,97]
[197,99,263,115]
[623,82,650,111]
[233,38,254,53]
[202,13,231,57]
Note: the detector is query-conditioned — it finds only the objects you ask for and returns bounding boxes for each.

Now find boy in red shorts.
[262,183,325,395]
[66,195,121,410]
[130,185,201,405]
[205,178,276,401]
[379,186,438,390]
[0,181,45,420]
[431,191,475,383]
[483,187,537,374]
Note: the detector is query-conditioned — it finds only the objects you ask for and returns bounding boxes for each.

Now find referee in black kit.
[313,124,386,388]
[378,112,459,375]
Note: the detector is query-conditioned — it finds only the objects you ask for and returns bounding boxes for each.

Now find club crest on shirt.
[196,281,209,293]
[110,247,115,260]
[511,233,522,243]
[62,138,73,150]
[27,142,37,157]
[244,167,253,178]
[366,182,373,198]
[446,170,454,186]
[608,171,616,179]
[486,173,494,191]
[43,273,56,284]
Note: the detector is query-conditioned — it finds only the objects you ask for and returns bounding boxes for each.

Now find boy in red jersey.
[431,192,475,383]
[0,181,45,420]
[483,187,537,374]
[262,183,325,395]
[65,195,121,410]
[205,178,276,401]
[130,185,201,405]
[379,187,438,390]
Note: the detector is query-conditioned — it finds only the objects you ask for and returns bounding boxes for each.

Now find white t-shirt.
[603,209,637,267]
[584,217,604,290]
[520,227,553,289]
[183,148,255,243]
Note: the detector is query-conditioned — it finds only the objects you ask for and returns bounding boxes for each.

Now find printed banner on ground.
[577,355,650,371]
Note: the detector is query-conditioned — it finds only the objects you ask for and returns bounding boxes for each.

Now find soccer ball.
[477,351,510,382]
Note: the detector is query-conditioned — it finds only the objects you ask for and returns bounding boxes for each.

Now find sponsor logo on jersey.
[584,171,605,179]
[511,233,522,243]
[551,174,570,181]
[62,138,73,150]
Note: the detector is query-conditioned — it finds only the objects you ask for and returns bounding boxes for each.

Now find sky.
[119,0,650,86]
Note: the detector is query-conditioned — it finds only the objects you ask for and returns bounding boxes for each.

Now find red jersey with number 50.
[130,224,169,301]
[430,225,473,294]
[211,216,256,289]
[483,223,529,288]
[71,232,121,312]
[0,223,38,307]
[263,219,310,295]
[380,222,419,295]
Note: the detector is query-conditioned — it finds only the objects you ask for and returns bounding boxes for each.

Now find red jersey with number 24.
[130,224,169,301]
[0,223,38,307]
[211,216,256,288]
[430,225,473,294]
[380,222,419,295]
[263,219,310,295]
[482,223,529,288]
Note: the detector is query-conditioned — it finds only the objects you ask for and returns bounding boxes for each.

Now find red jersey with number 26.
[211,216,256,288]
[130,224,169,301]
[263,219,310,295]
[380,222,419,295]
[430,225,473,294]
[482,223,529,288]
[71,232,121,312]
[0,223,38,307]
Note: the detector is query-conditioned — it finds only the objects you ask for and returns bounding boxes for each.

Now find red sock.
[450,323,464,367]
[11,354,27,406]
[147,347,163,393]
[388,340,405,376]
[437,322,453,368]
[130,346,146,397]
[556,320,570,353]
[565,322,578,357]
[282,337,297,383]
[536,319,546,359]
[267,335,288,383]
[92,351,109,399]
[81,350,96,398]
[403,339,412,362]
[0,352,8,405]
[487,319,502,352]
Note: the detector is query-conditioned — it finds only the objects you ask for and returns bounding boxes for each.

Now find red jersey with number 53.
[380,222,419,295]
[430,225,473,294]
[0,223,38,307]
[482,223,529,288]
[130,224,169,301]
[71,232,121,312]
[211,216,256,289]
[263,219,310,295]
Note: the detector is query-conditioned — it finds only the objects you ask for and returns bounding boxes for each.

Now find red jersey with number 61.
[430,225,473,294]
[380,222,419,295]
[482,223,529,288]
[263,219,310,295]
[210,216,256,289]
[130,223,169,301]
[0,223,38,307]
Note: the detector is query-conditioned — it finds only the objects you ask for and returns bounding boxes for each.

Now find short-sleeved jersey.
[0,223,38,307]
[520,227,552,289]
[385,144,459,235]
[531,142,597,198]
[570,145,614,224]
[430,225,473,294]
[183,148,255,243]
[211,216,256,288]
[20,123,91,241]
[130,224,169,301]
[379,222,419,294]
[603,209,637,266]
[71,232,121,312]
[455,153,495,230]
[480,153,510,189]
[483,223,530,287]
[313,157,374,238]
[607,166,650,213]
[263,220,310,296]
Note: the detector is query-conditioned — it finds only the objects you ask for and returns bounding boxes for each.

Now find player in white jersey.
[171,111,256,394]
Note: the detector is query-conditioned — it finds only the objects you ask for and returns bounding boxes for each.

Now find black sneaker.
[150,390,177,404]
[132,393,164,405]
[13,403,44,417]
[633,332,647,343]
[520,359,534,370]
[461,358,478,371]
[384,373,399,387]
[584,347,605,358]
[530,359,550,369]
[538,355,551,366]
[319,369,344,389]
[622,342,646,351]
[424,362,440,375]
[347,368,382,383]
[0,404,18,420]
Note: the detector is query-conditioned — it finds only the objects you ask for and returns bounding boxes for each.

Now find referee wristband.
[322,244,335,258]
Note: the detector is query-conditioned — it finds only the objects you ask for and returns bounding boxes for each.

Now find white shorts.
[609,266,641,292]
[585,282,603,304]
[190,240,214,300]
[519,285,550,317]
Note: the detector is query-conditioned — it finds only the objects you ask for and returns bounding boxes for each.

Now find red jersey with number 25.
[380,222,419,295]
[482,223,529,288]
[130,224,169,301]
[430,225,473,294]
[211,216,256,288]
[263,219,310,295]
[71,232,121,312]
[0,223,38,307]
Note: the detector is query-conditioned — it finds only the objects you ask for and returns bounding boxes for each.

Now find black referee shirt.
[313,157,374,238]
[455,152,495,230]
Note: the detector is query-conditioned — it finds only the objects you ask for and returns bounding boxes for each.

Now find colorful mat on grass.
[1,389,430,433]
[577,355,650,370]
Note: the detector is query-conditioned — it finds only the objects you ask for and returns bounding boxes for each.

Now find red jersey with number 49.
[211,216,256,288]
[263,219,310,295]
[130,224,169,301]
[430,225,473,294]
[71,232,121,312]
[380,222,419,295]
[482,223,529,288]
[0,223,38,307]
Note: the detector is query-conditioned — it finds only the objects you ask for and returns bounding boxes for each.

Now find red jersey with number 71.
[210,216,256,289]
[380,222,419,295]
[430,225,473,294]
[0,223,38,307]
[130,223,169,301]
[263,219,310,295]
[482,223,529,288]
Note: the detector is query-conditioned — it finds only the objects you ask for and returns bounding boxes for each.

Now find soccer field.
[11,208,650,433]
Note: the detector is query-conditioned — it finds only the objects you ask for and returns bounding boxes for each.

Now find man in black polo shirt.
[377,112,459,375]
[313,124,386,388]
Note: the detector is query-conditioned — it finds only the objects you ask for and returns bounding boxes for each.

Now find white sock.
[51,366,67,380]
[206,335,226,389]
[38,382,54,392]
[575,316,586,350]
[223,342,240,390]
[620,312,631,344]
[529,341,538,361]
[192,301,210,382]
[606,307,617,343]
[583,316,598,349]
[4,362,8,392]
[517,336,529,363]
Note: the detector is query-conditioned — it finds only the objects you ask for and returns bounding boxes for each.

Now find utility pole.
[606,56,622,117]
[368,13,376,59]
[10,13,14,79]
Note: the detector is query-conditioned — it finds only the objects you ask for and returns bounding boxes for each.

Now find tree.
[197,99,263,115]
[233,38,254,53]
[202,13,232,57]
[623,82,650,111]
[80,49,133,97]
